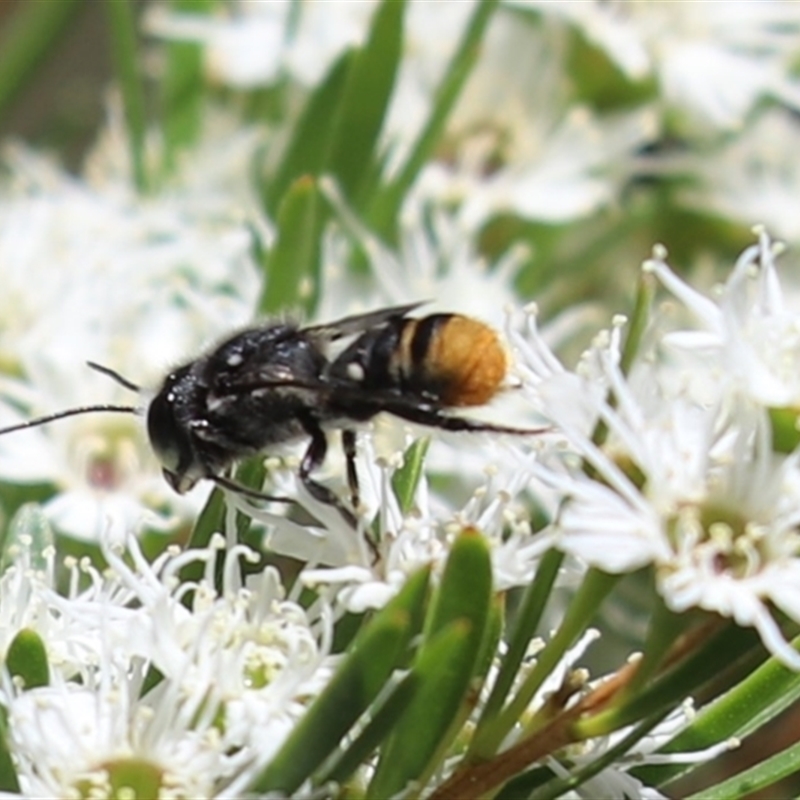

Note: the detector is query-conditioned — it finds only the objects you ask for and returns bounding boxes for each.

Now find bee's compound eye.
[146,389,190,475]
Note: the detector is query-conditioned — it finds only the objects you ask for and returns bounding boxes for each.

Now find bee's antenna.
[86,361,140,393]
[0,405,140,436]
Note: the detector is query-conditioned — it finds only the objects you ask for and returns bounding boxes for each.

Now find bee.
[0,304,539,528]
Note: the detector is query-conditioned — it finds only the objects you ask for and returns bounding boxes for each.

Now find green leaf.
[160,0,215,169]
[424,527,492,642]
[261,50,353,215]
[683,739,800,800]
[258,175,324,315]
[368,621,479,798]
[250,566,431,795]
[0,0,79,120]
[184,487,226,562]
[327,0,405,207]
[6,628,49,690]
[106,0,150,192]
[391,437,430,514]
[369,530,492,796]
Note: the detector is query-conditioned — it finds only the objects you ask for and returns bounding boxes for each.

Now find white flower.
[145,0,372,88]
[642,110,800,243]
[646,229,800,409]
[295,426,552,613]
[1,533,338,797]
[416,8,656,227]
[522,0,800,134]
[513,257,800,667]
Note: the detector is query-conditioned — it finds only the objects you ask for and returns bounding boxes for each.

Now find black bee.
[0,304,538,527]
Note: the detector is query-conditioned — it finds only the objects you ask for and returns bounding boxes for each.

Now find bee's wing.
[303,302,427,341]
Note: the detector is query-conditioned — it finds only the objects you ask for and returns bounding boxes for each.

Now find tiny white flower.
[293,426,553,613]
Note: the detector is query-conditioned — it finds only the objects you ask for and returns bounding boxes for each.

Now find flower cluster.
[0,533,336,797]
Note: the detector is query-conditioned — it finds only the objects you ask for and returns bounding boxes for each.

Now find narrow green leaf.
[474,549,563,746]
[184,487,226,558]
[391,437,430,514]
[327,0,405,206]
[368,621,477,798]
[0,707,19,792]
[369,0,500,240]
[262,50,353,215]
[369,530,492,796]
[476,593,504,682]
[6,628,49,690]
[314,671,420,786]
[0,0,79,119]
[160,0,215,169]
[424,527,492,642]
[684,739,800,800]
[620,268,655,376]
[106,0,149,192]
[250,567,431,795]
[258,175,324,315]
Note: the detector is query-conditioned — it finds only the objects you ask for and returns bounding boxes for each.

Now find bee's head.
[146,368,205,494]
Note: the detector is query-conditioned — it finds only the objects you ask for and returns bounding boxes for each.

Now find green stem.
[369,0,500,241]
[470,550,564,757]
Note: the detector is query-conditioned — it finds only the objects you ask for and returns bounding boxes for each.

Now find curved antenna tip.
[86,361,140,393]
